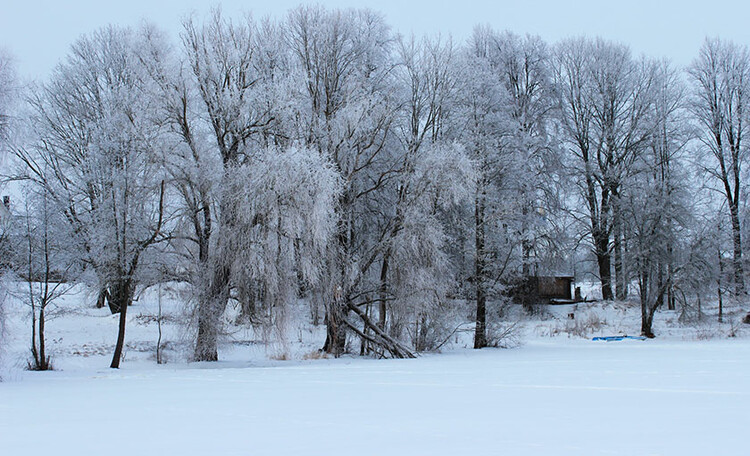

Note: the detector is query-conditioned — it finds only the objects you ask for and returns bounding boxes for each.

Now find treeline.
[0,5,748,368]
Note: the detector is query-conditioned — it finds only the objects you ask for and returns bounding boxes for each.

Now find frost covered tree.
[553,38,656,301]
[17,27,168,368]
[174,10,342,361]
[625,61,691,337]
[490,32,558,284]
[458,28,516,348]
[223,146,339,340]
[181,10,281,361]
[0,49,14,149]
[373,35,474,353]
[284,5,417,357]
[17,190,77,370]
[0,49,17,271]
[688,38,750,298]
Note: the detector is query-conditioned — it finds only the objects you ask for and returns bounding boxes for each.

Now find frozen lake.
[2,338,748,456]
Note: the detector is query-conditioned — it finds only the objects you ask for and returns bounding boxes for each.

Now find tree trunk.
[194,263,231,362]
[38,304,48,370]
[323,292,347,357]
[657,261,665,309]
[110,279,132,368]
[474,194,487,349]
[729,204,745,296]
[639,271,656,338]
[717,244,724,322]
[594,231,613,301]
[640,302,656,338]
[614,219,627,301]
[378,250,390,331]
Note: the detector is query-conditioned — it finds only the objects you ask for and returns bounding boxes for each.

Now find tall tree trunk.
[657,261,665,308]
[614,221,627,301]
[667,246,675,310]
[718,245,725,322]
[38,303,47,370]
[323,189,353,356]
[474,194,487,349]
[729,204,745,296]
[110,279,132,368]
[30,296,38,368]
[594,231,613,301]
[639,269,656,338]
[378,250,390,331]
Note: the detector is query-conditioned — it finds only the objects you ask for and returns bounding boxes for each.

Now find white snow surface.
[1,284,749,455]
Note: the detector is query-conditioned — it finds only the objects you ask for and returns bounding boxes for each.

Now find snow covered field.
[2,339,749,455]
[1,285,749,455]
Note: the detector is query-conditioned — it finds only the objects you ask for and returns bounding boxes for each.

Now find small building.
[534,276,575,301]
[510,275,578,305]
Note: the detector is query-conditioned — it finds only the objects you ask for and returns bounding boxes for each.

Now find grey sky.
[2,0,750,79]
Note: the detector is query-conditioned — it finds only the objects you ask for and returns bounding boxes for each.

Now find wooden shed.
[510,275,577,305]
[534,276,575,301]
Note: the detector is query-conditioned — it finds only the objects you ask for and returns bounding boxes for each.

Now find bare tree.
[688,38,750,298]
[0,48,15,149]
[553,38,655,301]
[458,27,516,348]
[626,61,691,337]
[17,190,77,369]
[17,26,168,368]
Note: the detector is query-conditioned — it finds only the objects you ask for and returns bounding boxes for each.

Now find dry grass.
[551,311,606,338]
[302,350,329,360]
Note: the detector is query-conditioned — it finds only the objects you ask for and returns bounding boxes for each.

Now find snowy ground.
[1,283,749,455]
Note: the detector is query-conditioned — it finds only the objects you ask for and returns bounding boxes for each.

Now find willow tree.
[285,5,415,358]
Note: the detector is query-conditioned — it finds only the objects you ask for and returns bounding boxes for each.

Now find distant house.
[532,276,576,302]
[510,275,578,305]
[0,195,12,270]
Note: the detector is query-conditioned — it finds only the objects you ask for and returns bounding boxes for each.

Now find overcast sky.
[2,0,750,79]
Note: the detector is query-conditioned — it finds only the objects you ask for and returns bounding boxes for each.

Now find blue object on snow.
[592,335,647,342]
